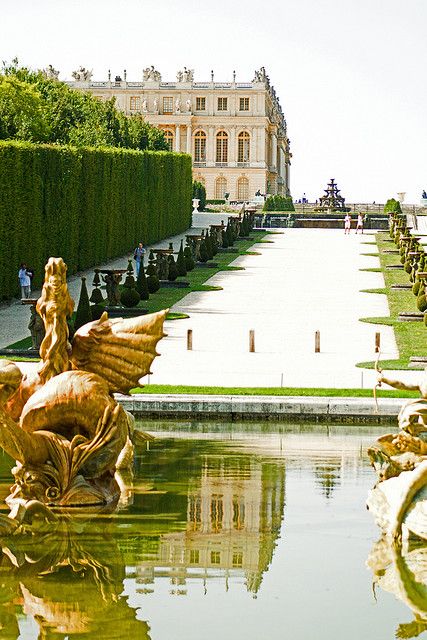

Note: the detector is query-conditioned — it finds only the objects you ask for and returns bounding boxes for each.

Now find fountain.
[0,257,167,525]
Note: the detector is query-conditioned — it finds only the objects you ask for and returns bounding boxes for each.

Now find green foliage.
[204,230,214,260]
[167,254,178,281]
[176,240,187,277]
[183,246,195,271]
[121,260,140,307]
[0,60,168,151]
[199,239,209,263]
[193,181,206,211]
[146,250,160,293]
[206,199,225,205]
[0,141,192,299]
[74,277,92,331]
[263,195,295,212]
[136,259,149,300]
[384,198,402,214]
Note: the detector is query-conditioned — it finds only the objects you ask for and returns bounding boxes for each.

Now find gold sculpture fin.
[70,309,168,394]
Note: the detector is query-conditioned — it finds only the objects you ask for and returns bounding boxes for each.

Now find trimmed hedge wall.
[0,141,192,300]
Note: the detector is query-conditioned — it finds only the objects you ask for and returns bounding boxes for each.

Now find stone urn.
[192,198,200,215]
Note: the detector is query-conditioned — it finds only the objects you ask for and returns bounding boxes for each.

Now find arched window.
[238,131,250,163]
[216,131,228,164]
[237,177,249,201]
[215,177,227,199]
[163,129,174,151]
[194,131,206,162]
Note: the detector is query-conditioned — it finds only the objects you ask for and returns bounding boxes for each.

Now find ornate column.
[175,125,181,152]
[259,128,266,165]
[229,126,236,166]
[271,132,277,169]
[207,126,215,165]
[186,125,192,156]
[250,127,257,165]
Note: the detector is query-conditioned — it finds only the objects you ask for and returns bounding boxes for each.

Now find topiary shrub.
[204,230,214,260]
[121,260,141,307]
[222,227,229,248]
[199,239,209,263]
[168,254,178,281]
[146,250,160,293]
[184,246,195,271]
[417,282,427,312]
[136,258,149,300]
[193,181,207,211]
[74,276,92,331]
[176,240,187,277]
[384,198,402,214]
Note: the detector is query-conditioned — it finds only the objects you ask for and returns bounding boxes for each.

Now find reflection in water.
[134,439,286,595]
[0,424,394,639]
[368,539,427,639]
[0,517,150,639]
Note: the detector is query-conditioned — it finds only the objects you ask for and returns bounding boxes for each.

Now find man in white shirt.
[18,263,31,298]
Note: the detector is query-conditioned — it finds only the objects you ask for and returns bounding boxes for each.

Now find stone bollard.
[375,332,380,353]
[249,329,255,353]
[315,330,320,353]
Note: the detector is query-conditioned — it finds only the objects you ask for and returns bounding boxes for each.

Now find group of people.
[18,264,34,299]
[344,212,364,235]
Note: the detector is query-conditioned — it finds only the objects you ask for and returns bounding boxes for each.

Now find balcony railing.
[237,162,250,167]
[194,162,206,167]
[215,162,228,167]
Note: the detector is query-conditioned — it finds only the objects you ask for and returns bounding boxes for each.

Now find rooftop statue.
[367,364,427,541]
[143,65,161,82]
[177,67,194,83]
[0,257,167,515]
[71,66,93,82]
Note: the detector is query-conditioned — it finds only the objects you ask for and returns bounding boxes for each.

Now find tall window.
[238,131,250,163]
[215,177,227,199]
[217,97,228,111]
[239,97,250,111]
[194,131,206,162]
[237,177,249,201]
[196,97,206,111]
[163,97,173,114]
[216,131,228,164]
[130,96,140,111]
[163,129,174,151]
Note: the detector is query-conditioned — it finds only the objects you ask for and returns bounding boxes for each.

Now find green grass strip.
[131,384,416,398]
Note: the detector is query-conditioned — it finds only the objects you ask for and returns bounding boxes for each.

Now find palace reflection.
[125,439,286,595]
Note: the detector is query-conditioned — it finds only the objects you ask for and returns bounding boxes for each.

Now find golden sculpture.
[367,366,427,540]
[0,257,167,511]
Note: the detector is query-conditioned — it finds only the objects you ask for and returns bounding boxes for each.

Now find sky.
[2,0,427,203]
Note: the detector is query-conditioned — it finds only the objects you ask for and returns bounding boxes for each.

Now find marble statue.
[42,65,59,80]
[177,67,194,83]
[142,98,147,112]
[143,65,161,82]
[175,98,181,113]
[153,97,158,112]
[0,257,167,515]
[367,366,427,540]
[71,66,93,82]
[186,98,191,112]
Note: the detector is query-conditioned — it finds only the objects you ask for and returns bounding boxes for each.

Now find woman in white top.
[344,214,351,234]
[356,213,364,234]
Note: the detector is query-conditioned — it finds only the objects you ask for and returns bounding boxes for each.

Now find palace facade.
[68,66,291,201]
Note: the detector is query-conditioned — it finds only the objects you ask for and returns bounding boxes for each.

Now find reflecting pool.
[0,421,423,640]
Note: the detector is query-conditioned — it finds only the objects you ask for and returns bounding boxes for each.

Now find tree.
[384,198,402,214]
[0,76,49,141]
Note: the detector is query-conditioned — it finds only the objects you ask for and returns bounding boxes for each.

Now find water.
[0,422,423,640]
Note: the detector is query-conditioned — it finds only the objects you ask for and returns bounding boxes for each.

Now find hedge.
[0,140,192,300]
[263,195,295,212]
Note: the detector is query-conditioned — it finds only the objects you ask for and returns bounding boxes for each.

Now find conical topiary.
[417,281,427,312]
[146,250,160,293]
[176,240,187,277]
[226,222,234,246]
[205,230,214,260]
[222,227,229,248]
[74,277,92,331]
[210,230,218,255]
[184,246,195,271]
[168,254,178,281]
[413,277,421,296]
[136,257,149,300]
[199,238,209,263]
[121,260,141,307]
[90,269,105,320]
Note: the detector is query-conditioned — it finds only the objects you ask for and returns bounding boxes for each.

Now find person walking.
[133,242,146,276]
[344,213,351,235]
[356,212,364,234]
[18,263,31,298]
